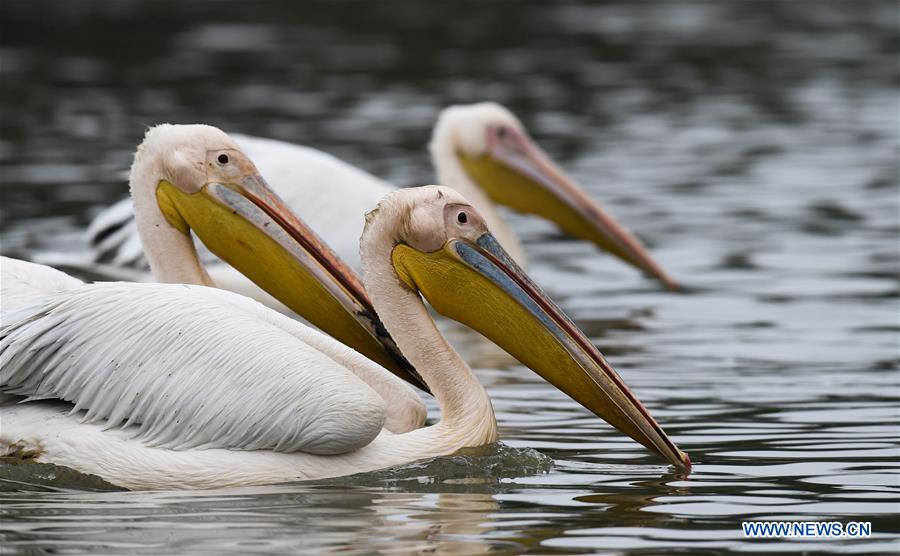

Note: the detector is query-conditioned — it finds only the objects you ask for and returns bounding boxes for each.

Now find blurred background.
[2,1,896,250]
[1,1,898,554]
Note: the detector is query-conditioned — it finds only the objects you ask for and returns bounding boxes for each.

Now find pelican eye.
[457,212,468,224]
[217,154,229,165]
[496,127,508,139]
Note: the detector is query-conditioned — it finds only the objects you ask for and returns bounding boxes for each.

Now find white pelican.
[124,125,428,392]
[82,103,676,313]
[2,124,427,429]
[1,186,689,490]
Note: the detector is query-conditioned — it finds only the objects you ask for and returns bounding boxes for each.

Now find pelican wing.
[1,257,84,313]
[221,285,427,433]
[85,197,143,266]
[0,282,387,455]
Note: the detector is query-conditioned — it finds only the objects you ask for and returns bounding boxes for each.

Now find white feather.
[0,257,83,312]
[1,279,389,455]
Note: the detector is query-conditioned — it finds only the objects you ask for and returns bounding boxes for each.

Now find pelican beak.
[459,128,677,290]
[154,170,428,392]
[392,232,689,468]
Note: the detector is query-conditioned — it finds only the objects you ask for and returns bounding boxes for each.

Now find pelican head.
[370,186,689,468]
[431,102,677,290]
[130,124,424,389]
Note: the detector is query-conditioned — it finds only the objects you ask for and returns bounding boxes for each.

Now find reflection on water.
[1,0,898,554]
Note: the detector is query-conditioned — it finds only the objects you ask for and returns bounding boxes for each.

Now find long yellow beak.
[155,172,428,392]
[392,232,689,468]
[459,127,678,290]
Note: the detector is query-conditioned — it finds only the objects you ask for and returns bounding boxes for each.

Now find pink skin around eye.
[489,125,530,154]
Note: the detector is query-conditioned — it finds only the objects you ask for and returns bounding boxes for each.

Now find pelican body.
[1,185,688,490]
[84,103,676,312]
[123,126,425,391]
[2,125,429,432]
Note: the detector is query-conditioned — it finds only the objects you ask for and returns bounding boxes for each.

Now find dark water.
[1,1,898,553]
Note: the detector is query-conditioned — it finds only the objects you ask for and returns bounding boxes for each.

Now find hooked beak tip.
[641,261,679,291]
[663,276,680,292]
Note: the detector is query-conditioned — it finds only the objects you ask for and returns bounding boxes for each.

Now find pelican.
[2,124,427,431]
[82,103,676,314]
[1,186,689,490]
